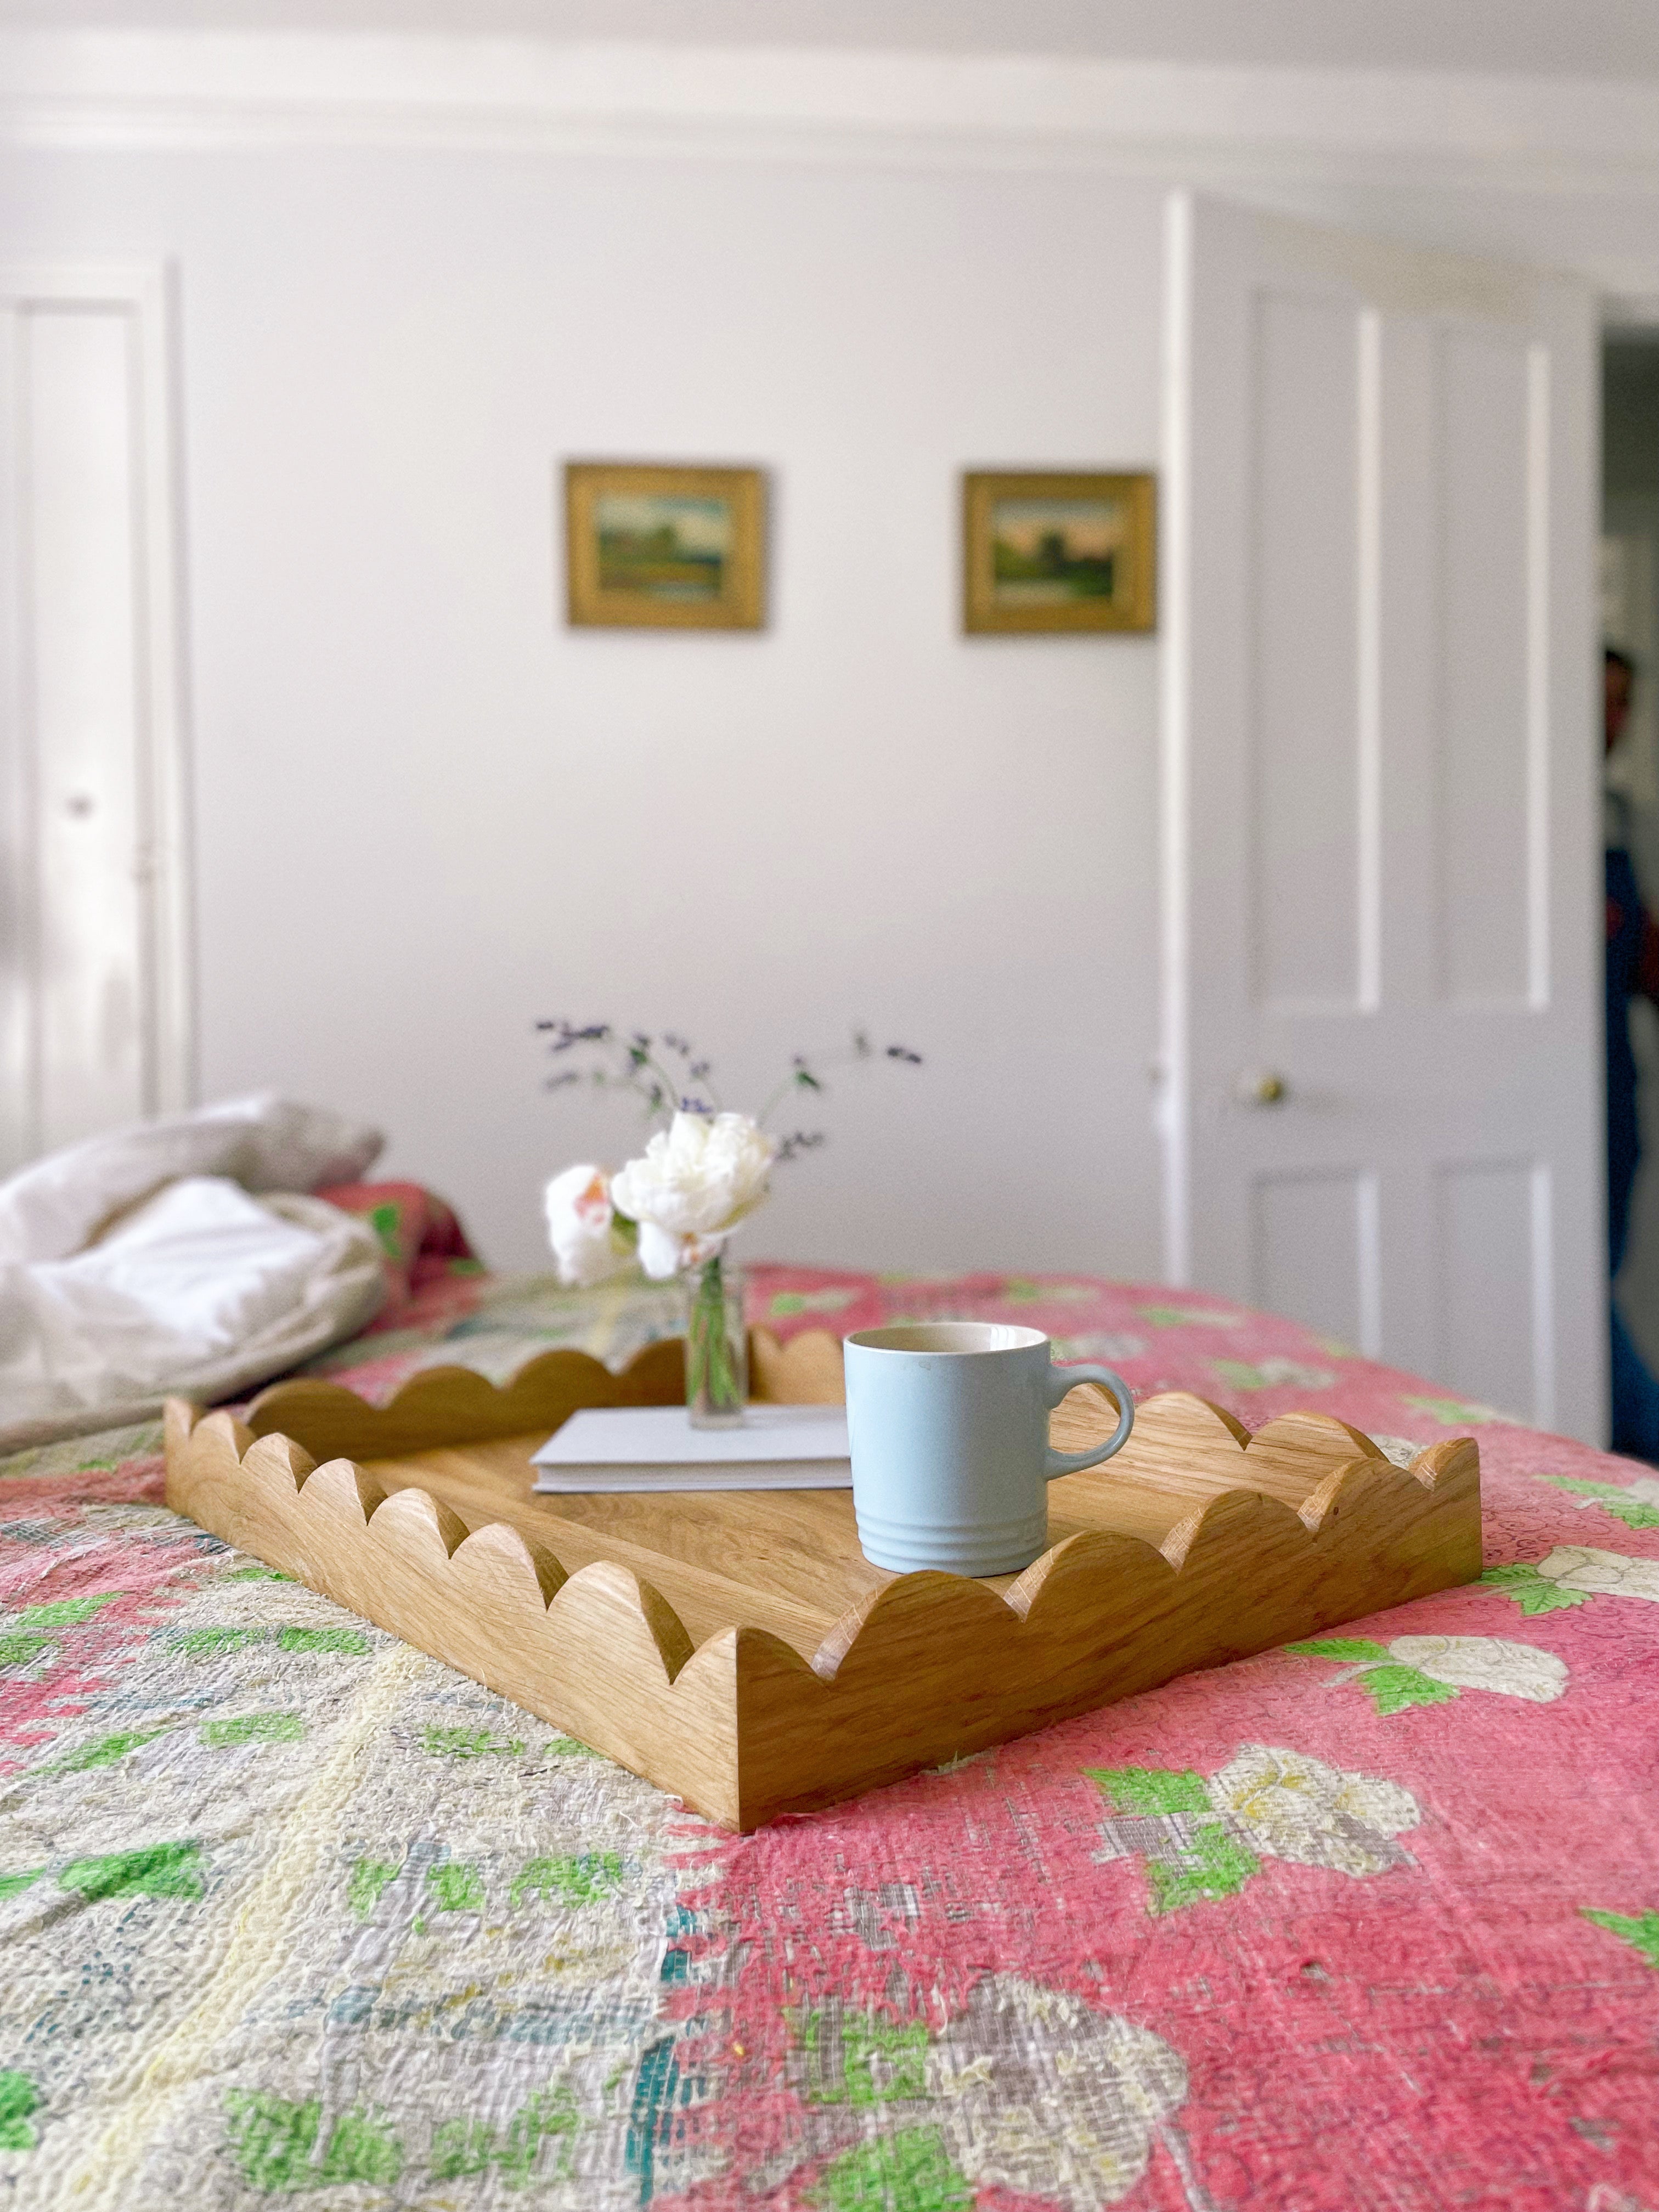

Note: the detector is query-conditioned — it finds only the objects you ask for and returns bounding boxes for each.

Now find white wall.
[0,144,1168,1274]
[8,32,1659,1288]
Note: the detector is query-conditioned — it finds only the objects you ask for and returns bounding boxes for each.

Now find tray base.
[164,1357,1482,1830]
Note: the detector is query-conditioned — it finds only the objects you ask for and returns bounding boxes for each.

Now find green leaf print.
[1213,1360,1270,1390]
[1138,1304,1241,1329]
[1146,1822,1261,1915]
[810,2125,975,2212]
[799,2009,933,2108]
[422,1725,524,1761]
[200,1713,304,1748]
[543,1734,603,1759]
[225,2092,321,2190]
[0,2070,40,2151]
[0,1870,43,1903]
[1284,1638,1391,1663]
[1541,1476,1659,1531]
[276,1627,369,1656]
[366,1202,403,1259]
[347,1856,400,1920]
[1357,1664,1460,1716]
[1403,1395,1500,1426]
[171,1626,259,1657]
[14,1596,122,1630]
[426,1861,485,1914]
[315,2107,403,2187]
[0,1635,48,1669]
[430,2086,577,2186]
[59,1841,205,1903]
[1480,1564,1589,1615]
[1086,1764,1212,1816]
[511,1851,623,1909]
[52,1728,168,1773]
[224,2092,404,2191]
[1583,1907,1659,1969]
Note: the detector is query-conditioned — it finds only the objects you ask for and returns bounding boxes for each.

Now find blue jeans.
[1611,1300,1659,1462]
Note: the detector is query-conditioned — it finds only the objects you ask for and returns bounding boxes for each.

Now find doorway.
[1603,332,1659,1401]
[0,265,194,1174]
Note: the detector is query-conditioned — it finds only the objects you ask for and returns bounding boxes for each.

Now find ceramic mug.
[842,1321,1135,1575]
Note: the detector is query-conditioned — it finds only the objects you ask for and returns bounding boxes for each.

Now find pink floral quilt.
[1,1261,1655,2211]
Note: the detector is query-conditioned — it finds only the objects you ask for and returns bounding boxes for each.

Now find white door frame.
[0,261,195,1160]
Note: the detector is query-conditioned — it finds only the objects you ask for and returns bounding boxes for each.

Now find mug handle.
[1042,1364,1135,1480]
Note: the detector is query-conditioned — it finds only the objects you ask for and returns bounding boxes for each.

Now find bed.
[1,1206,1655,2209]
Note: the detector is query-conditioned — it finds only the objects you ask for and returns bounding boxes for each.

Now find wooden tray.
[163,1331,1481,1830]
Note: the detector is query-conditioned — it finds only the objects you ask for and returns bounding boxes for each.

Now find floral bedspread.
[2,1260,1656,2211]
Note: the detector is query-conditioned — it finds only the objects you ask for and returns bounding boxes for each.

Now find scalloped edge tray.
[164,1334,1481,1830]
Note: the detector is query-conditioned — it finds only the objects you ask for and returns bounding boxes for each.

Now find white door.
[0,266,194,1173]
[1160,194,1603,1442]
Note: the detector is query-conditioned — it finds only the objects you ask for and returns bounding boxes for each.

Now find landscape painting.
[963,470,1156,634]
[565,464,765,629]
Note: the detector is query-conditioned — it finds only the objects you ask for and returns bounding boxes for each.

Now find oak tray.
[163,1330,1481,1830]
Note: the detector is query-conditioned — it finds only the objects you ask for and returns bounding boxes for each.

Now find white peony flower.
[634,1220,729,1282]
[543,1164,633,1287]
[1206,1744,1419,1877]
[925,1974,1187,2206]
[610,1111,775,1280]
[1387,1634,1567,1702]
[1536,1544,1659,1602]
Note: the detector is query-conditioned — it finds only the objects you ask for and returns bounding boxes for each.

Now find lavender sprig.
[534,1019,922,1143]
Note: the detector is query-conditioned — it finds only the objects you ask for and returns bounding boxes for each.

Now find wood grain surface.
[165,1357,1482,1830]
[246,1327,845,1458]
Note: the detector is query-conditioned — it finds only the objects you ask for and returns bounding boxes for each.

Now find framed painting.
[962,469,1156,634]
[564,462,766,630]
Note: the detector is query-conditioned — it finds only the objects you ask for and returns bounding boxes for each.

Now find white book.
[531,1403,852,1493]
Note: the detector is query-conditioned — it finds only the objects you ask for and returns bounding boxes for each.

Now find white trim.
[4,31,1659,198]
[1157,189,1194,1286]
[1525,340,1553,1011]
[0,260,196,1138]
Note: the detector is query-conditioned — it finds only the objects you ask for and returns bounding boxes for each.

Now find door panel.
[1251,1169,1374,1350]
[1252,291,1363,1011]
[1433,1159,1544,1420]
[1161,196,1601,1440]
[0,266,193,1172]
[1435,329,1538,1006]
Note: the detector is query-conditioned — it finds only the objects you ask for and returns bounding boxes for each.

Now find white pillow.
[0,1175,386,1452]
[0,1094,384,1266]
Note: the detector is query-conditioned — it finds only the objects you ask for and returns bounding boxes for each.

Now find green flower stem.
[687,1256,744,1418]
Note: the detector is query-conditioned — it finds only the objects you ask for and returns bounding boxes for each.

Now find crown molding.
[3,30,1659,196]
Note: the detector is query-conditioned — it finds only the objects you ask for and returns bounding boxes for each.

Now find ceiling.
[3,0,1657,79]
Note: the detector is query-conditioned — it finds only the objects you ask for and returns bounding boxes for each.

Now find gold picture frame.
[963,469,1156,635]
[564,461,766,630]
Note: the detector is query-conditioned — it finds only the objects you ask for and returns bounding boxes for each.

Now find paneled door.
[0,266,193,1173]
[1160,195,1602,1441]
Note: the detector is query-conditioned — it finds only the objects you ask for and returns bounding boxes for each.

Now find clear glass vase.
[685,1254,747,1428]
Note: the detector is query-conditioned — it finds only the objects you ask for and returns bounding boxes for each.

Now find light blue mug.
[843,1321,1135,1575]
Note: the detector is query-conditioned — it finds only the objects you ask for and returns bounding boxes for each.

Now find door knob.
[1237,1070,1289,1107]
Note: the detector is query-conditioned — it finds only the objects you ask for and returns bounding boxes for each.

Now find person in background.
[1604,645,1659,1459]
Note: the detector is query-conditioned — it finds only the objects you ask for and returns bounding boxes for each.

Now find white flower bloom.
[634,1219,729,1283]
[610,1111,775,1279]
[1536,1545,1659,1602]
[543,1164,632,1287]
[926,1974,1187,2207]
[1387,1634,1567,1702]
[1207,1744,1419,1877]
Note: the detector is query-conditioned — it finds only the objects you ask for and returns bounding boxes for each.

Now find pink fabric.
[3,1265,1656,2209]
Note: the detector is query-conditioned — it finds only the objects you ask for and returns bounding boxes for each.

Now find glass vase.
[685,1254,747,1428]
